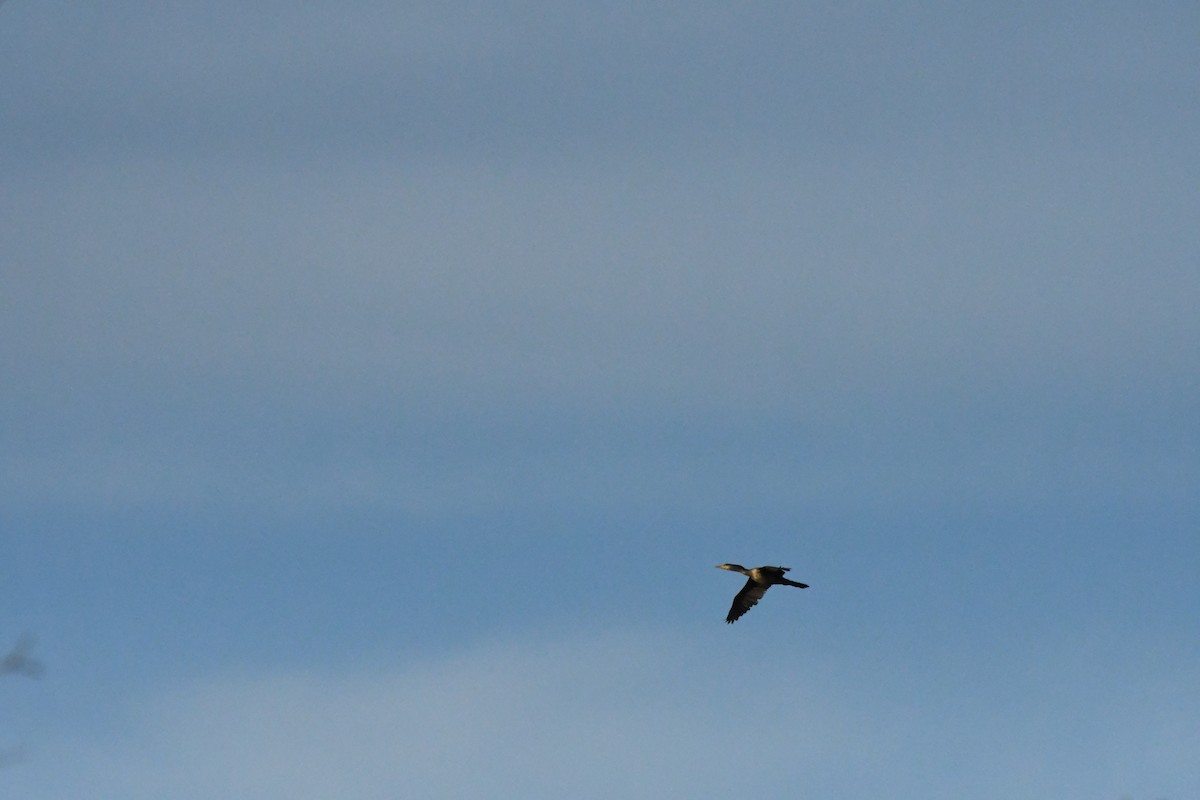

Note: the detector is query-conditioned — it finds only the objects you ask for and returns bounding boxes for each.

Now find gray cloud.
[4,3,1196,165]
[4,134,1196,519]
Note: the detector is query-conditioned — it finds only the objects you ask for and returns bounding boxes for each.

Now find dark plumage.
[716,564,809,623]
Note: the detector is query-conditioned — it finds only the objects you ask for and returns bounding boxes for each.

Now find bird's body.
[716,564,809,623]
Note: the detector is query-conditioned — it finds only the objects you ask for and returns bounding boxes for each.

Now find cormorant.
[716,564,808,623]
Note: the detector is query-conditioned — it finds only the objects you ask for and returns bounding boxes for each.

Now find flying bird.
[716,564,809,623]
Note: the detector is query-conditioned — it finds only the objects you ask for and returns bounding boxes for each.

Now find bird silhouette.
[716,564,809,623]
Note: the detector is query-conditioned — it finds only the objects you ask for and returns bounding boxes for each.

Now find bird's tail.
[782,579,809,588]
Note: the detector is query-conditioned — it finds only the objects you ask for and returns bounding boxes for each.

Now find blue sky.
[2,2,1198,797]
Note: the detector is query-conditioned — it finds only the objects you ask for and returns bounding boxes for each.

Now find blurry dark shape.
[0,745,26,768]
[716,564,809,623]
[0,634,44,678]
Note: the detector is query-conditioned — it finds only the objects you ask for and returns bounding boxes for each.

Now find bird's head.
[716,563,747,573]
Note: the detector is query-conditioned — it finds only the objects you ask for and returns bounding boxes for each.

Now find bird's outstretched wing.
[726,578,769,623]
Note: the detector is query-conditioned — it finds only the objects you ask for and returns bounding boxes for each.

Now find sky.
[1,2,1198,798]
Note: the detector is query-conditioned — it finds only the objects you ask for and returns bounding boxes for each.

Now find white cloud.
[13,631,854,799]
[10,628,1196,800]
